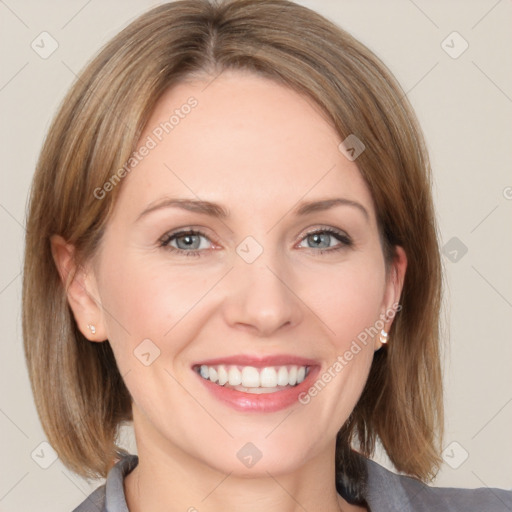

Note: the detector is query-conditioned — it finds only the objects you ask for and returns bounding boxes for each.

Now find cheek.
[306,254,387,347]
[297,255,385,410]
[94,252,202,412]
[97,250,211,338]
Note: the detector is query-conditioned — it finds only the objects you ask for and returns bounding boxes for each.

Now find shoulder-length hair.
[23,0,443,492]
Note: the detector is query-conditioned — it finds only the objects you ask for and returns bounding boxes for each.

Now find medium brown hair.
[23,0,443,494]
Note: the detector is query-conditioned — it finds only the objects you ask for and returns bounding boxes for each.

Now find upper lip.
[192,354,319,368]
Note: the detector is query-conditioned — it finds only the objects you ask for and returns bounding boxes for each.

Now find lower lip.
[195,367,320,413]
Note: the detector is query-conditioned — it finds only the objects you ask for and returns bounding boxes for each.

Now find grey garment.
[72,454,512,512]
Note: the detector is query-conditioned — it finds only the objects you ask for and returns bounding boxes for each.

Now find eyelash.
[158,227,353,258]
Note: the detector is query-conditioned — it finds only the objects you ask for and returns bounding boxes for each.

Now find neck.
[123,422,361,512]
[124,407,367,512]
[125,458,346,512]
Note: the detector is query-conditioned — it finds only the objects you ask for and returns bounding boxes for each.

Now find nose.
[222,248,304,337]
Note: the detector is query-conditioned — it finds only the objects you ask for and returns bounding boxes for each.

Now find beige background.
[0,0,511,510]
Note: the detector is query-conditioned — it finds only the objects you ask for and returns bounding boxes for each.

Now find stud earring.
[380,329,388,345]
[87,324,96,335]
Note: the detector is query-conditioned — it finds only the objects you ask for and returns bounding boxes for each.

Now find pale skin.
[52,69,407,512]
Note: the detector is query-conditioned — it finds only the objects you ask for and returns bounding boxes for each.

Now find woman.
[22,0,511,511]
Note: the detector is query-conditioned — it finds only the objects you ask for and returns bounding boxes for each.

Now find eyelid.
[159,224,352,257]
[299,225,351,242]
[295,226,352,251]
[159,227,219,249]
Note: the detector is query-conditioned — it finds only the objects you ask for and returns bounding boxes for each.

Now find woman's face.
[83,70,405,476]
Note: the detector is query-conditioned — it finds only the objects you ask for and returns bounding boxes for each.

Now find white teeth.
[209,366,218,383]
[288,366,298,386]
[228,366,242,386]
[200,365,209,379]
[260,367,277,387]
[217,365,228,386]
[197,364,309,388]
[277,366,289,386]
[241,366,260,387]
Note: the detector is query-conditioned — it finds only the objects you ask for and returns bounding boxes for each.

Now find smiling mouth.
[193,364,310,394]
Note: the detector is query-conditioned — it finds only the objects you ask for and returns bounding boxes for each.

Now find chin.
[192,433,320,478]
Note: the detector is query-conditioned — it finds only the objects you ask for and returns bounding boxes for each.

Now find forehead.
[113,70,376,223]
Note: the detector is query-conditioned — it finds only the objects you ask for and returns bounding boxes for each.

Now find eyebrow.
[135,196,369,222]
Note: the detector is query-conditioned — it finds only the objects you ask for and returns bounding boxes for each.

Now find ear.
[375,245,407,351]
[50,234,107,342]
